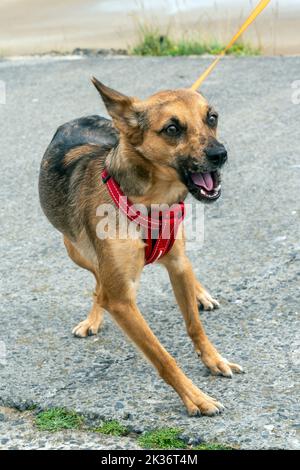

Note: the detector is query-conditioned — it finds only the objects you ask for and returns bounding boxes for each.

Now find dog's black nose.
[205,144,227,167]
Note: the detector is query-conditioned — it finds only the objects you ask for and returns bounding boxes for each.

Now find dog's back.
[39,115,118,239]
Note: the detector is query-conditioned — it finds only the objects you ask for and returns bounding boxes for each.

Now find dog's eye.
[165,124,180,136]
[207,113,218,128]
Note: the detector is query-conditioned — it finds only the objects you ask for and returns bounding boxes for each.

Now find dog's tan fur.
[39,79,243,416]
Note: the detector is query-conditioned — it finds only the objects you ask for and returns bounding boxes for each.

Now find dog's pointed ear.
[91,77,140,133]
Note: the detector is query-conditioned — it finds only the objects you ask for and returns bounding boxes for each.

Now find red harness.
[101,169,185,265]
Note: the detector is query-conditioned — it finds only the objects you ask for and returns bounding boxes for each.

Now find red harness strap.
[101,169,185,265]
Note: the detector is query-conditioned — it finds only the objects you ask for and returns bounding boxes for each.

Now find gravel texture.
[0,407,140,450]
[0,56,299,450]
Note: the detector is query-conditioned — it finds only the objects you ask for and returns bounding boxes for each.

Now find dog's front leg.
[104,296,225,416]
[161,246,243,377]
[96,236,224,415]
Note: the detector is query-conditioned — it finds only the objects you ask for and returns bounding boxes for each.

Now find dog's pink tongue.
[191,172,214,191]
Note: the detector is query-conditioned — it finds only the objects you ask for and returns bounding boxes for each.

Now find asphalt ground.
[0,55,299,449]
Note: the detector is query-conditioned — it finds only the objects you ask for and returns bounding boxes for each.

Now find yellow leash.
[190,0,271,91]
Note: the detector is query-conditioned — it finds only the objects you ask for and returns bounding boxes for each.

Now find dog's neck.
[105,141,187,206]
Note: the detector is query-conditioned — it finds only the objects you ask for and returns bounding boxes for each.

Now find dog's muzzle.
[176,143,227,203]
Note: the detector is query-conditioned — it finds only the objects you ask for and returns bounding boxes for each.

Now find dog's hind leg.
[72,287,104,337]
[195,279,220,311]
[63,236,104,337]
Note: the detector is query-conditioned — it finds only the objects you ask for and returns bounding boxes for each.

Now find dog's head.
[92,77,227,203]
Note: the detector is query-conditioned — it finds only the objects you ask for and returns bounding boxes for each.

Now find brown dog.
[39,78,243,416]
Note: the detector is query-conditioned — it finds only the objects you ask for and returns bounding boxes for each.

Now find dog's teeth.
[200,186,221,199]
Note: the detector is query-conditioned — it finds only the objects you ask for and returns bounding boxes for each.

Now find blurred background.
[0,0,299,57]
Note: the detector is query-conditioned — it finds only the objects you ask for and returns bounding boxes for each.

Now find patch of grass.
[132,30,175,56]
[35,408,83,432]
[138,427,187,449]
[93,420,129,437]
[194,443,234,450]
[137,426,234,450]
[131,27,260,57]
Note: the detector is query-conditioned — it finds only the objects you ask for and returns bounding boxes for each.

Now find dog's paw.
[182,386,224,417]
[72,318,102,338]
[197,289,220,311]
[199,346,244,378]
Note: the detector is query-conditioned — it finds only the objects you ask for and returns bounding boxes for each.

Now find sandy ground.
[0,0,299,56]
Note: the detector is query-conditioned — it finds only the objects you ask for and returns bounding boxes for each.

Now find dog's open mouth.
[187,170,221,202]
